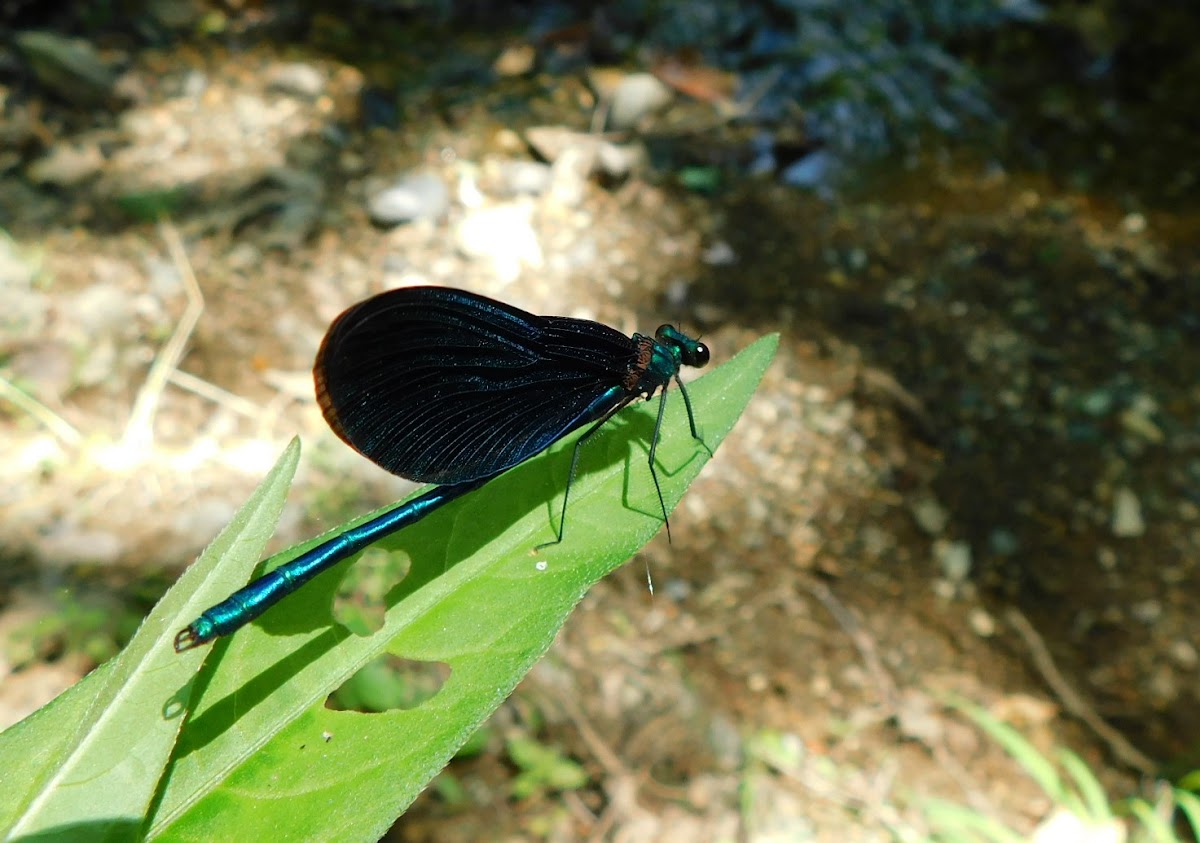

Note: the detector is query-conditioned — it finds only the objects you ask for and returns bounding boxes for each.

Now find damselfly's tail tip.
[173,625,207,653]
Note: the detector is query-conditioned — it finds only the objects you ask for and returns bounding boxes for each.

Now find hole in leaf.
[332,546,410,636]
[325,654,450,713]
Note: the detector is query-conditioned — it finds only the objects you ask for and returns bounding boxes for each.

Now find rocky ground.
[1,9,1197,842]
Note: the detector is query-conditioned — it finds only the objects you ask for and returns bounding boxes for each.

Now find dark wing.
[314,286,638,484]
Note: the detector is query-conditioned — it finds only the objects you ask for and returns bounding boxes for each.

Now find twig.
[166,369,262,420]
[803,577,898,708]
[1004,606,1157,775]
[122,220,205,451]
[0,376,82,446]
[552,688,633,782]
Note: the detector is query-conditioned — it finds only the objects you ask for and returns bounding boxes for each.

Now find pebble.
[1121,212,1147,234]
[934,539,972,583]
[1119,394,1164,443]
[987,528,1019,556]
[594,141,641,179]
[548,147,592,208]
[1130,599,1161,624]
[781,149,836,191]
[1146,664,1178,707]
[968,607,996,637]
[1031,810,1124,843]
[524,126,641,180]
[491,160,553,196]
[1169,640,1198,669]
[455,202,543,282]
[607,72,673,130]
[895,689,943,743]
[1079,388,1113,416]
[71,283,134,337]
[911,495,949,536]
[367,171,449,225]
[701,240,737,266]
[492,43,535,77]
[1110,486,1145,537]
[266,62,326,99]
[27,143,104,186]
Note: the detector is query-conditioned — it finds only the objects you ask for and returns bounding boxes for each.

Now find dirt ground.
[1,16,1197,843]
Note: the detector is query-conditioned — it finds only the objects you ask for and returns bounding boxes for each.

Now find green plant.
[0,333,777,842]
[927,697,1200,843]
[505,733,589,800]
[3,588,142,669]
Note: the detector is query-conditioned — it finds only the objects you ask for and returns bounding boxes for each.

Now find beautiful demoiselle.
[174,286,709,651]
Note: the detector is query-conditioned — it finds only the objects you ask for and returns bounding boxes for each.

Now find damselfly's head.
[655,324,710,369]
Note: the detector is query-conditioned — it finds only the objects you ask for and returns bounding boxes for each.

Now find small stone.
[524,125,582,163]
[267,62,325,99]
[895,690,943,743]
[934,539,972,583]
[1121,212,1146,234]
[606,72,673,130]
[492,160,553,196]
[701,240,737,266]
[594,141,641,179]
[548,147,592,208]
[367,171,448,225]
[988,528,1020,556]
[1031,810,1124,843]
[781,149,837,191]
[1146,664,1178,707]
[911,495,949,536]
[968,607,996,637]
[27,143,104,186]
[1131,599,1161,624]
[455,202,542,282]
[1111,486,1145,537]
[493,43,535,77]
[1169,640,1197,669]
[932,579,956,600]
[71,283,134,337]
[1080,388,1114,416]
[1119,395,1164,443]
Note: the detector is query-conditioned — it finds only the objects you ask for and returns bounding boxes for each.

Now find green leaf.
[0,335,775,839]
[923,797,1025,843]
[506,735,588,798]
[1123,798,1176,843]
[0,438,301,841]
[114,189,187,222]
[1175,787,1200,838]
[147,334,775,841]
[947,697,1068,807]
[1055,748,1111,821]
[0,333,774,842]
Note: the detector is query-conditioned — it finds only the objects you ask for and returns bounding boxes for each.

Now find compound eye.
[691,342,710,367]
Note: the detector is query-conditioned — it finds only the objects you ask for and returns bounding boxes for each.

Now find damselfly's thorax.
[622,326,709,398]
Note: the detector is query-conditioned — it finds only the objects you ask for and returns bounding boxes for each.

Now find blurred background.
[0,0,1197,839]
